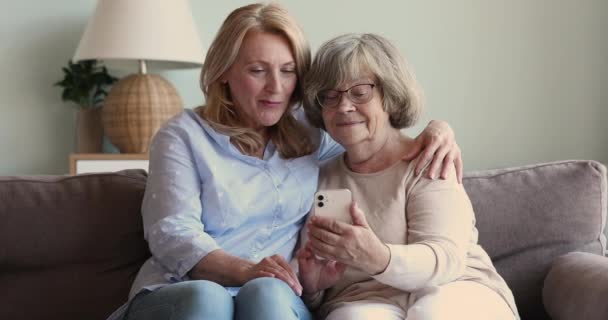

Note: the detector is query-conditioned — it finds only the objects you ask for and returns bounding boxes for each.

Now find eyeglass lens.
[317,84,374,108]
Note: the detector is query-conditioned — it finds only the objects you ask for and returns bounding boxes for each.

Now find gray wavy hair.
[303,33,423,130]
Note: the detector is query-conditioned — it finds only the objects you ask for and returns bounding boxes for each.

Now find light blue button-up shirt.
[127,108,343,300]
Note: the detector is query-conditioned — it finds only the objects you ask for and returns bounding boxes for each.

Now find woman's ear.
[219,71,230,85]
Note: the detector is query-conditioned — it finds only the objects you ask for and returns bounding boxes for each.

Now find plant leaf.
[55,59,117,108]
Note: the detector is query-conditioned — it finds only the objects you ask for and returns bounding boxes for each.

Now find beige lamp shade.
[73,0,204,153]
[74,0,205,69]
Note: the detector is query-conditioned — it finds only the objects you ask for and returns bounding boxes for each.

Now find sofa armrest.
[543,252,608,320]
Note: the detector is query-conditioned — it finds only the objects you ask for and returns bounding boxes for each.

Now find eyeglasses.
[316,83,376,109]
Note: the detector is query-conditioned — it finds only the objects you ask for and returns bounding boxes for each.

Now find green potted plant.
[55,60,117,153]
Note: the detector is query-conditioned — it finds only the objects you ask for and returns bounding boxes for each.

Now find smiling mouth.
[337,121,364,126]
[259,100,282,106]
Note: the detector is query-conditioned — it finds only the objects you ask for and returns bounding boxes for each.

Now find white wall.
[1,0,607,174]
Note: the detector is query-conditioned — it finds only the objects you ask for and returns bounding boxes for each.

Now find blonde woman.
[108,4,462,320]
[298,33,519,320]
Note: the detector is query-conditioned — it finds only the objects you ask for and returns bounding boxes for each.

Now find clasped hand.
[245,254,303,296]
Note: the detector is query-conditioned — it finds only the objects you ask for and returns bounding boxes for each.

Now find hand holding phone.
[309,189,352,261]
[312,189,352,224]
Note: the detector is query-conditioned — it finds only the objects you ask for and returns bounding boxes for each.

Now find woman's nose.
[335,94,356,112]
[265,71,281,93]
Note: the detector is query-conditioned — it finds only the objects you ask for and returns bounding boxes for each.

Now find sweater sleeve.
[373,164,474,291]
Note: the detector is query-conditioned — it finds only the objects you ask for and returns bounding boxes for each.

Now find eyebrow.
[244,60,295,67]
[333,79,374,89]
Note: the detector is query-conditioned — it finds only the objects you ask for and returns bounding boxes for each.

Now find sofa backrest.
[0,170,150,320]
[463,160,607,320]
[1,161,605,320]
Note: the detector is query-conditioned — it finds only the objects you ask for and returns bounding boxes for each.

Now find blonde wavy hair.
[198,3,314,158]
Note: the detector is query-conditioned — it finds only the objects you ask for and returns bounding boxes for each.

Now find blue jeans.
[124,278,312,320]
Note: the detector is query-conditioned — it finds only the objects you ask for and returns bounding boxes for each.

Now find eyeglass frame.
[315,83,377,109]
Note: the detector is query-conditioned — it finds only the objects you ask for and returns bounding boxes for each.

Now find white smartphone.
[312,189,352,224]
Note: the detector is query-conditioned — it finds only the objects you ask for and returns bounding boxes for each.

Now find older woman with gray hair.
[297,33,519,320]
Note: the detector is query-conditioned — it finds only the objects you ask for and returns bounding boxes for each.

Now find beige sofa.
[1,160,607,320]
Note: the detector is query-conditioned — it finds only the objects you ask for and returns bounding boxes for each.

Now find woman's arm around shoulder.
[403,120,463,183]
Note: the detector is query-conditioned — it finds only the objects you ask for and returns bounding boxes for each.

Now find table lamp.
[73,0,204,153]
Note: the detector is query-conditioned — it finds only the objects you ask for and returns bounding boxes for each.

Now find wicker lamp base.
[102,74,183,153]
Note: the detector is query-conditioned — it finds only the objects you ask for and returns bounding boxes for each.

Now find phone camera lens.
[317,195,324,201]
[317,202,324,207]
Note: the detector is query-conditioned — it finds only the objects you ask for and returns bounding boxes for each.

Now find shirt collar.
[186,109,277,165]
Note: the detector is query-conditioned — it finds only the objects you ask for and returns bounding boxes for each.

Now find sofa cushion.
[543,252,608,320]
[463,160,607,320]
[0,170,150,320]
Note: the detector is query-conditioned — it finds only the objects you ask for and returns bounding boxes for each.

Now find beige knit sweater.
[303,154,519,318]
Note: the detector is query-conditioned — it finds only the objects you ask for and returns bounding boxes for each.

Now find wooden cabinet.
[69,153,149,174]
